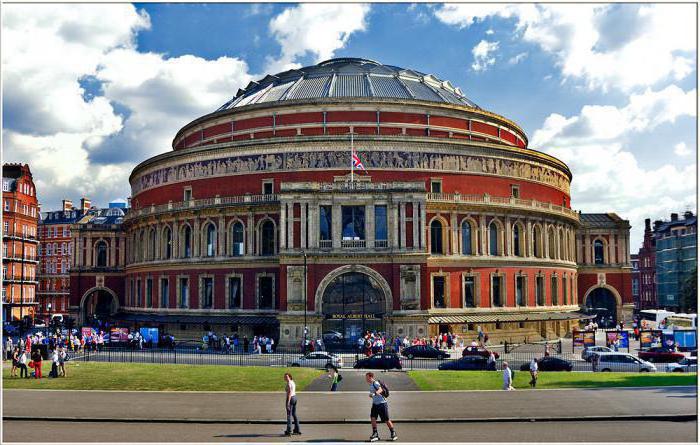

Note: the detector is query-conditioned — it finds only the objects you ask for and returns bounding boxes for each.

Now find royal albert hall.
[118,58,589,346]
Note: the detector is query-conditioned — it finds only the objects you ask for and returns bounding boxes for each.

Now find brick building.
[631,253,640,310]
[637,218,657,310]
[654,211,697,311]
[2,163,40,322]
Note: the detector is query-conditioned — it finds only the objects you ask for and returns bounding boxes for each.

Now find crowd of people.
[4,333,70,379]
[201,332,276,354]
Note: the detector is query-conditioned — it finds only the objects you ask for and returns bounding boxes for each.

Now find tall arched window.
[139,232,145,262]
[231,221,244,256]
[513,224,522,257]
[260,220,275,256]
[559,230,566,260]
[594,239,605,265]
[149,228,156,260]
[163,227,172,259]
[548,228,556,259]
[205,223,216,257]
[533,225,542,258]
[461,221,473,255]
[430,220,444,254]
[489,222,499,256]
[182,225,192,258]
[95,241,107,267]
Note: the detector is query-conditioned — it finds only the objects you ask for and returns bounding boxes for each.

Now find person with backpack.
[328,364,342,392]
[365,372,397,442]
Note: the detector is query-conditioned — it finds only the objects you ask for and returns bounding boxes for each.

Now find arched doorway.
[584,287,618,328]
[80,287,119,325]
[320,271,388,347]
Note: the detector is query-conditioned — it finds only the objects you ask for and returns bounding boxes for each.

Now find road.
[3,419,696,442]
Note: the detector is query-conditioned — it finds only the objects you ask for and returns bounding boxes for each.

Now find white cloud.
[265,4,370,73]
[530,86,697,248]
[674,142,692,157]
[434,4,696,92]
[508,52,528,65]
[485,28,494,35]
[471,40,499,72]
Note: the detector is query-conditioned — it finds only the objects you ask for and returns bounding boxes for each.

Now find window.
[136,279,142,306]
[130,280,134,306]
[513,224,522,256]
[258,276,273,309]
[563,275,569,305]
[341,206,365,240]
[183,187,192,201]
[228,276,242,309]
[319,206,332,242]
[163,227,172,259]
[374,205,387,242]
[533,226,542,258]
[262,180,274,195]
[536,276,545,306]
[463,276,475,308]
[96,242,107,267]
[430,180,442,193]
[231,222,245,256]
[548,229,556,259]
[201,277,213,309]
[205,223,216,257]
[461,221,473,255]
[260,220,276,256]
[489,222,499,255]
[4,200,8,212]
[594,240,605,265]
[182,225,192,258]
[492,275,504,307]
[146,278,153,307]
[516,275,526,306]
[430,220,444,254]
[149,229,156,260]
[432,276,446,308]
[179,277,189,308]
[511,185,520,198]
[551,276,559,305]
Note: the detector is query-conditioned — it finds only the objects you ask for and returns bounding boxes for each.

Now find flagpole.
[350,131,354,184]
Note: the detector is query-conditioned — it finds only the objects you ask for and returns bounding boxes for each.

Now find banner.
[583,331,596,347]
[606,331,629,351]
[674,330,697,350]
[573,331,584,348]
[110,327,130,343]
[139,327,159,344]
[640,330,663,349]
[81,327,95,338]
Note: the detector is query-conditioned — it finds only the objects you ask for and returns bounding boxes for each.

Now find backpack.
[377,380,390,398]
[337,373,343,382]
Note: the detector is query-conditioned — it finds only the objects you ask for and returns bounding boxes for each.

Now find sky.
[2,3,697,250]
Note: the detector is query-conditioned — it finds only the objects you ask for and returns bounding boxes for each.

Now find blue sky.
[2,3,697,249]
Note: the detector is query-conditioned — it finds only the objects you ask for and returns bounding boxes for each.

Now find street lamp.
[303,250,308,353]
[46,302,52,338]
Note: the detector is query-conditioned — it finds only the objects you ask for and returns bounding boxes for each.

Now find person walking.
[58,347,67,377]
[18,349,29,378]
[328,364,340,392]
[31,348,42,379]
[529,358,538,388]
[283,373,301,436]
[366,372,397,442]
[487,351,496,371]
[502,362,514,390]
[5,336,14,361]
[10,347,19,377]
[50,348,59,378]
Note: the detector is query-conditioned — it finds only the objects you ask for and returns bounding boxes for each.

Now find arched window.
[95,241,107,267]
[149,229,156,260]
[533,225,542,258]
[163,227,172,259]
[513,224,522,257]
[260,220,275,256]
[430,220,444,254]
[489,222,499,256]
[559,230,566,260]
[594,239,605,265]
[182,225,192,258]
[205,223,216,257]
[548,228,556,259]
[139,232,145,262]
[231,221,244,256]
[461,221,473,255]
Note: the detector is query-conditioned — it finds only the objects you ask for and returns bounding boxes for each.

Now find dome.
[216,57,480,111]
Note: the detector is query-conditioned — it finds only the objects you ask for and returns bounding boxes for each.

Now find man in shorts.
[365,372,397,442]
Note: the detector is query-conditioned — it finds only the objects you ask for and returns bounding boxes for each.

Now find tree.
[680,267,697,313]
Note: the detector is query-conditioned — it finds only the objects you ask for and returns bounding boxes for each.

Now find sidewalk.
[4,386,696,423]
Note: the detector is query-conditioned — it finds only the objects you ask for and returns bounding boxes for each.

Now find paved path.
[304,370,419,392]
[4,419,697,443]
[4,386,696,423]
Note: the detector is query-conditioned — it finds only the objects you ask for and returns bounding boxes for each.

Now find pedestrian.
[5,336,14,360]
[365,372,397,442]
[10,347,19,377]
[18,349,29,378]
[483,333,489,345]
[243,336,249,353]
[487,351,496,370]
[502,362,514,390]
[529,358,538,388]
[283,373,301,436]
[328,364,341,392]
[50,348,59,378]
[592,353,599,372]
[31,348,42,379]
[58,347,67,377]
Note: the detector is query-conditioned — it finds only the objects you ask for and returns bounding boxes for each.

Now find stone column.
[399,202,407,250]
[479,216,487,256]
[526,220,533,257]
[110,234,116,267]
[172,221,179,259]
[193,219,201,257]
[300,202,307,250]
[366,203,375,248]
[279,201,287,251]
[218,216,225,256]
[390,201,399,249]
[609,233,616,265]
[309,204,319,249]
[332,204,341,249]
[584,233,591,265]
[118,235,125,266]
[505,217,512,256]
[286,203,294,250]
[412,201,419,250]
[420,202,427,250]
[450,212,458,255]
[247,212,254,255]
[86,236,93,267]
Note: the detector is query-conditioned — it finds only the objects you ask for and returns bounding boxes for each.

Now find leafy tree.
[680,267,697,313]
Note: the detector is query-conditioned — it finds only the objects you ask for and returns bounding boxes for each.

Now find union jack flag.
[352,150,367,171]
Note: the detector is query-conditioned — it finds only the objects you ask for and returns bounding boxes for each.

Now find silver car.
[582,346,613,361]
[666,357,697,373]
[593,352,657,372]
[289,352,343,369]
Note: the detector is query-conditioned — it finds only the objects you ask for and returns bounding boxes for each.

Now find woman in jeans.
[18,350,29,378]
[283,373,301,436]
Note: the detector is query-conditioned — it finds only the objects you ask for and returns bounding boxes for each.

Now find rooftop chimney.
[644,218,651,231]
[671,213,679,222]
[80,197,91,213]
[684,211,694,220]
[62,199,73,211]
[653,220,663,230]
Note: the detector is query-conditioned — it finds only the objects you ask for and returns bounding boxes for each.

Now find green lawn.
[408,370,698,391]
[3,362,323,391]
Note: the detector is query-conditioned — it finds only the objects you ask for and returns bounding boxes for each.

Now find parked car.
[582,346,613,362]
[666,357,697,373]
[289,352,343,369]
[520,356,572,372]
[638,347,686,363]
[353,353,402,370]
[462,346,500,359]
[322,331,344,343]
[593,353,657,372]
[438,355,497,371]
[402,345,450,360]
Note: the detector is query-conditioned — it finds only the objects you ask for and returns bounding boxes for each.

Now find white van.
[593,352,657,373]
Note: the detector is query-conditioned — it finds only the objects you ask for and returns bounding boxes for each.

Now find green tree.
[680,267,697,313]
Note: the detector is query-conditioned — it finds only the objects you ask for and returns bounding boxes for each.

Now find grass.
[2,362,323,391]
[408,370,698,391]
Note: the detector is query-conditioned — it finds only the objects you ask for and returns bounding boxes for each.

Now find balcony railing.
[426,193,579,219]
[126,194,279,220]
[2,231,39,242]
[3,255,39,263]
[319,240,333,249]
[374,239,389,248]
[341,239,366,249]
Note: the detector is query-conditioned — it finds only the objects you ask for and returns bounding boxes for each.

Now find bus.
[665,313,697,329]
[638,309,675,330]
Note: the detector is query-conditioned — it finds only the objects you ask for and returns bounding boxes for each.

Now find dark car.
[353,353,402,370]
[520,356,572,372]
[462,346,500,359]
[438,355,497,371]
[638,347,686,363]
[401,345,450,359]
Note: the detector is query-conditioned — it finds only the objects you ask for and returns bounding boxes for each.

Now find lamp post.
[46,302,52,338]
[303,250,308,353]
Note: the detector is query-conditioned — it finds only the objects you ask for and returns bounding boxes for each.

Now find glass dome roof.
[216,58,480,111]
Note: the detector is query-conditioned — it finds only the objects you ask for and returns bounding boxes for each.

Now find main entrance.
[584,287,618,328]
[321,272,386,347]
[80,288,119,325]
